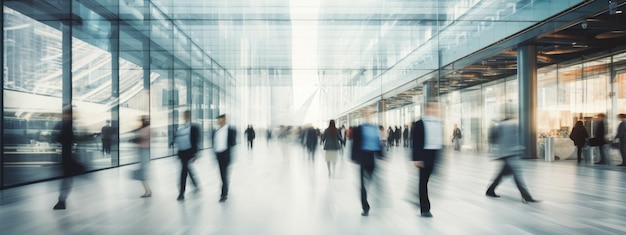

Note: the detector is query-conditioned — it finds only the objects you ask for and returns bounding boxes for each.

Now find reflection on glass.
[3,8,64,186]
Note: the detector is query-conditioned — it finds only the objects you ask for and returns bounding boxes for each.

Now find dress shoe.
[141,193,152,198]
[53,201,66,210]
[177,195,184,201]
[485,191,500,198]
[219,196,228,202]
[361,209,370,216]
[595,161,607,165]
[522,198,540,204]
[420,211,433,217]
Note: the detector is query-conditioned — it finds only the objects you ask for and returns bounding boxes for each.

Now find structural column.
[110,20,120,166]
[423,80,438,104]
[377,99,386,127]
[518,45,538,159]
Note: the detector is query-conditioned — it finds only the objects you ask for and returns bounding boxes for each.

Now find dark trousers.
[102,140,111,154]
[598,144,607,163]
[359,152,376,211]
[178,149,198,196]
[487,157,532,200]
[217,150,232,197]
[418,150,437,213]
[247,139,254,149]
[576,145,583,162]
[619,143,626,165]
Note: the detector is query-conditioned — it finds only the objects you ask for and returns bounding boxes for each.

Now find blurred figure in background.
[403,125,410,148]
[132,115,152,198]
[351,107,384,216]
[101,120,113,157]
[244,125,256,150]
[486,104,538,203]
[411,101,443,218]
[569,121,588,164]
[321,120,343,177]
[175,110,201,201]
[615,114,626,166]
[266,127,272,144]
[394,126,401,146]
[387,126,394,148]
[452,124,462,151]
[304,125,318,161]
[379,125,388,151]
[592,113,608,165]
[53,106,86,210]
[213,114,236,202]
[340,125,347,147]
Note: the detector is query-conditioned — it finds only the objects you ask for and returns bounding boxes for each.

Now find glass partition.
[3,7,65,186]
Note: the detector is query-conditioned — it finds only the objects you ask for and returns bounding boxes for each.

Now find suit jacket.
[594,120,607,145]
[616,120,626,145]
[490,118,525,159]
[411,120,430,162]
[212,126,237,153]
[350,124,383,165]
[411,119,442,167]
[190,124,201,154]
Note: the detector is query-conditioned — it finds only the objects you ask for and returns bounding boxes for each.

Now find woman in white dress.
[321,120,343,177]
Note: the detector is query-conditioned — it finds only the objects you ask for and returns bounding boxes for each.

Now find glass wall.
[438,51,625,154]
[1,1,233,188]
[3,7,65,186]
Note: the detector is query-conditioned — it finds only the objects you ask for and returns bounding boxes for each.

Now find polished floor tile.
[1,141,626,235]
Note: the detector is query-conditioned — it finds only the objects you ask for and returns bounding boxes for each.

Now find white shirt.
[422,116,443,150]
[215,124,229,153]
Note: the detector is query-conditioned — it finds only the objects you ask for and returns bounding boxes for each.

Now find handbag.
[130,169,143,180]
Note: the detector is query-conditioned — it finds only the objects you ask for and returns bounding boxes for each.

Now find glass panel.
[3,7,64,186]
[71,1,116,170]
[118,29,149,165]
[150,64,173,159]
[460,88,482,151]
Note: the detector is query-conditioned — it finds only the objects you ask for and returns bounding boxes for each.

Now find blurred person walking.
[321,120,343,177]
[213,114,237,202]
[394,126,401,146]
[244,125,256,150]
[452,124,462,151]
[101,120,113,156]
[131,115,152,198]
[379,125,388,151]
[411,102,443,218]
[485,104,538,203]
[615,114,626,166]
[569,121,588,164]
[304,126,318,161]
[53,106,86,210]
[351,107,384,216]
[403,125,410,148]
[590,113,608,165]
[175,110,201,201]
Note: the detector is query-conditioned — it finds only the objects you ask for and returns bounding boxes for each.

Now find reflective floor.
[1,141,626,235]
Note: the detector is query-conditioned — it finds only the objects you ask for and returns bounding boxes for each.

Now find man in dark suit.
[615,114,626,166]
[213,114,237,202]
[175,110,201,201]
[594,113,608,164]
[411,102,442,218]
[53,106,86,210]
[350,107,384,216]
